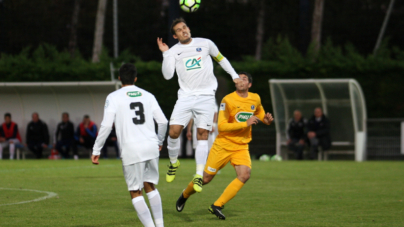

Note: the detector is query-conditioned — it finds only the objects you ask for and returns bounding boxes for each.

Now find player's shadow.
[192,208,241,218]
[165,209,194,223]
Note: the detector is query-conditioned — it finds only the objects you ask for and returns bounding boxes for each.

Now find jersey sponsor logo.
[183,55,203,71]
[126,91,142,97]
[251,105,255,110]
[220,103,226,111]
[207,166,217,172]
[104,100,109,109]
[235,112,254,122]
[196,47,202,52]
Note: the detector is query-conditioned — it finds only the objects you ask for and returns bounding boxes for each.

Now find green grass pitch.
[0,159,403,226]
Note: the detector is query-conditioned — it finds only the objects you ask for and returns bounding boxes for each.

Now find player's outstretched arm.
[157,38,169,52]
[158,37,176,80]
[207,39,240,84]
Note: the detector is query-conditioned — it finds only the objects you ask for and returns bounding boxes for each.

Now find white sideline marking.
[0,164,118,173]
[0,188,58,206]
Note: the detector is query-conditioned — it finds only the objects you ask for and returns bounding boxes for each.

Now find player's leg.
[166,97,193,182]
[124,162,155,227]
[309,137,319,160]
[192,96,215,192]
[209,150,252,220]
[176,144,229,212]
[0,142,7,159]
[8,139,17,160]
[143,158,163,227]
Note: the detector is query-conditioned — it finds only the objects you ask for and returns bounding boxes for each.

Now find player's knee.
[169,129,181,139]
[196,129,209,140]
[202,172,214,185]
[238,171,251,183]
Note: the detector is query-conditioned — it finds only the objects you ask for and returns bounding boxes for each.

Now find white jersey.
[162,37,239,98]
[93,85,168,166]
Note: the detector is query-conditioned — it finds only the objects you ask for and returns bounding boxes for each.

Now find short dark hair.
[4,113,11,118]
[84,115,90,119]
[62,112,69,117]
[238,71,253,83]
[171,18,187,35]
[119,63,137,85]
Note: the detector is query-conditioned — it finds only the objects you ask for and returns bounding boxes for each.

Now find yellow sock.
[214,178,244,207]
[183,181,196,199]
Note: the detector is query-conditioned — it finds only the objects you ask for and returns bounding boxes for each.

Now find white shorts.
[122,157,159,191]
[170,95,215,131]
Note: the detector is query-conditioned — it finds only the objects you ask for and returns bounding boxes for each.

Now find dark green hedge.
[1,41,404,118]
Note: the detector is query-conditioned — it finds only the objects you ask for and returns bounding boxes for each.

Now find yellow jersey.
[214,91,268,150]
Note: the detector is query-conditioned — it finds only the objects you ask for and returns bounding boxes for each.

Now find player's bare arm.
[157,38,169,52]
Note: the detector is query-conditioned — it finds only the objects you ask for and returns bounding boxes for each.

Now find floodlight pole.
[373,0,395,55]
[113,0,119,58]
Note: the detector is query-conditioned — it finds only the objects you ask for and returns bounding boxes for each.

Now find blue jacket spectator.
[75,115,97,150]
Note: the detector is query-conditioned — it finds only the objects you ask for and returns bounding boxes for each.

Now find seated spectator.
[75,115,97,150]
[307,107,331,159]
[286,110,307,160]
[102,125,119,159]
[26,112,49,159]
[0,113,22,160]
[54,112,78,160]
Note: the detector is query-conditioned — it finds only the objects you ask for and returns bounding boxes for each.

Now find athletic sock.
[9,143,15,160]
[195,140,208,176]
[0,145,3,159]
[167,137,180,164]
[183,181,196,199]
[214,178,245,207]
[132,196,155,227]
[146,189,164,227]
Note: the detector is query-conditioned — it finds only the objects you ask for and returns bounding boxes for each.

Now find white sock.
[0,145,3,159]
[9,143,15,160]
[132,196,155,227]
[147,189,164,227]
[167,137,180,164]
[195,140,208,176]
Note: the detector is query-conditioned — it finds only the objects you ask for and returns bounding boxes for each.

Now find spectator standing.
[0,113,22,160]
[101,125,119,159]
[307,107,332,159]
[54,112,78,159]
[286,110,307,160]
[26,112,49,159]
[75,115,97,151]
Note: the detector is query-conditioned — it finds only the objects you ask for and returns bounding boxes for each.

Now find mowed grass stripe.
[0,159,403,226]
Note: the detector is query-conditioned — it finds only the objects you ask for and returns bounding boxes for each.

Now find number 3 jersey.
[162,38,239,98]
[93,85,168,165]
[215,91,268,151]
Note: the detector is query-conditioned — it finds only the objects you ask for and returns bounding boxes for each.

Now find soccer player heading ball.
[157,18,241,192]
[175,72,274,220]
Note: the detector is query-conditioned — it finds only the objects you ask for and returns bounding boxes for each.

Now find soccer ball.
[180,0,201,13]
[259,154,271,161]
[271,155,283,162]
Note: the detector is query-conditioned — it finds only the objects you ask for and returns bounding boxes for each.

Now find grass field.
[0,159,403,227]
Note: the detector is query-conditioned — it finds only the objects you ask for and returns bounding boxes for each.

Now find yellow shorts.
[204,143,251,175]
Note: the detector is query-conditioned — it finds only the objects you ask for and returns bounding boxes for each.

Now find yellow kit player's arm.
[218,98,248,132]
[255,96,271,125]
